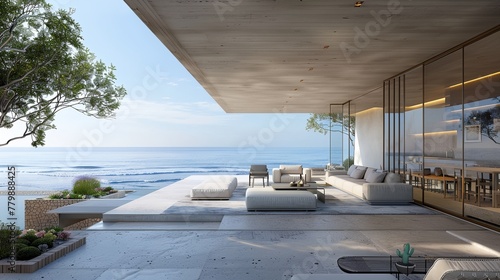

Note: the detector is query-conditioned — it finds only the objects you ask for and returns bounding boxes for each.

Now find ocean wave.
[71,165,103,169]
[29,168,248,178]
[106,178,180,185]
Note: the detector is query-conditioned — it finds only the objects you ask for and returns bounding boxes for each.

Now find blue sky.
[3,0,330,148]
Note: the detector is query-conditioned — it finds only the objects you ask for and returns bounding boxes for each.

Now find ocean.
[0,147,338,191]
[0,146,338,229]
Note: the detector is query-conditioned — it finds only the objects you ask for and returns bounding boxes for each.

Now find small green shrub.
[16,238,31,245]
[22,234,38,243]
[16,246,42,260]
[49,183,115,200]
[44,226,63,233]
[69,193,85,199]
[0,223,21,259]
[15,243,29,252]
[0,230,10,259]
[0,229,12,250]
[31,237,54,249]
[73,177,101,195]
[43,232,57,242]
[49,190,70,199]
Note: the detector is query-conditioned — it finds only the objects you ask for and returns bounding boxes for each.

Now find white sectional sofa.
[272,165,312,183]
[190,175,238,199]
[326,165,413,204]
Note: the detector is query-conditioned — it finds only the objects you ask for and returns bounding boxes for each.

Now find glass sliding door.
[384,78,405,173]
[423,50,463,215]
[404,66,424,202]
[463,31,500,223]
[384,81,390,170]
[382,28,500,230]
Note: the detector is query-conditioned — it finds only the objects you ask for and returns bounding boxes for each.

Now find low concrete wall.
[25,199,100,230]
[24,191,125,230]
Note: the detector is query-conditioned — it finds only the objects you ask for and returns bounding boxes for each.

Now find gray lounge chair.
[249,165,269,187]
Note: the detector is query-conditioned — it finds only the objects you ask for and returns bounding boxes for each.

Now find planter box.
[0,234,86,273]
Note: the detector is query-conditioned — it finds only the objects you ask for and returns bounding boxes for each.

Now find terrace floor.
[3,174,500,279]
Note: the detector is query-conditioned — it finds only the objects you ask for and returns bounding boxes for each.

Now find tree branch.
[0,123,32,147]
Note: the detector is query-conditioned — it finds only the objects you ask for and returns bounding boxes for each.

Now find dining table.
[465,166,500,208]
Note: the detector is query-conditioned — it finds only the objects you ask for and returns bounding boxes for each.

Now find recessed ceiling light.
[354,1,364,7]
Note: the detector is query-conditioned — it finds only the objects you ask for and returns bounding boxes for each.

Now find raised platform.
[48,199,132,227]
[99,175,435,223]
[5,175,499,280]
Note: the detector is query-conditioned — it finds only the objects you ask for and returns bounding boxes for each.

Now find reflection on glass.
[381,30,499,229]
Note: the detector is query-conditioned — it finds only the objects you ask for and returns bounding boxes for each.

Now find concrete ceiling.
[124,0,500,114]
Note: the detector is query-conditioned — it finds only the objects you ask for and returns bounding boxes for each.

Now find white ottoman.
[245,188,316,211]
[190,176,238,199]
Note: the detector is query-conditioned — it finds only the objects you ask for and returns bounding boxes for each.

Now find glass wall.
[329,101,359,170]
[383,29,500,230]
[343,102,354,169]
[352,87,384,169]
[423,50,462,215]
[463,31,500,221]
[329,104,344,168]
[384,77,406,174]
[404,66,424,203]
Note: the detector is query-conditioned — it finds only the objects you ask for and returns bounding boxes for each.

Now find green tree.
[0,0,126,147]
[306,113,356,146]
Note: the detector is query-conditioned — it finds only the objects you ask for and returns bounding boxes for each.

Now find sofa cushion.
[350,167,366,179]
[383,172,403,183]
[362,183,413,204]
[363,167,377,180]
[279,165,303,174]
[347,165,358,176]
[366,171,387,183]
[326,174,364,199]
[280,174,302,183]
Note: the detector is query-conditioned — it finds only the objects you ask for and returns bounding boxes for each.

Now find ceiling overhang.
[124,0,500,113]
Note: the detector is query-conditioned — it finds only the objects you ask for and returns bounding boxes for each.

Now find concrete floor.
[2,175,499,280]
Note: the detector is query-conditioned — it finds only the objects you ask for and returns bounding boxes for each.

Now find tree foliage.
[306,113,356,146]
[464,100,500,145]
[0,0,126,147]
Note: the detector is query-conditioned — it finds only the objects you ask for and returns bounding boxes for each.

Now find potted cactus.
[395,243,416,275]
